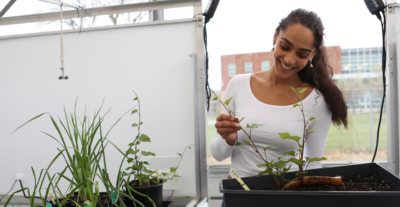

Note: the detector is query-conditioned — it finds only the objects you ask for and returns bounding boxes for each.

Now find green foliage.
[247,124,263,129]
[235,139,251,146]
[306,157,327,163]
[262,145,277,151]
[138,134,151,142]
[309,117,320,121]
[278,133,301,142]
[224,97,233,105]
[212,96,218,101]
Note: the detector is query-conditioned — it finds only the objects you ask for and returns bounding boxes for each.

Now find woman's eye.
[280,45,289,51]
[298,54,308,58]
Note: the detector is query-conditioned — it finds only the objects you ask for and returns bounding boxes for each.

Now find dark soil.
[262,174,393,191]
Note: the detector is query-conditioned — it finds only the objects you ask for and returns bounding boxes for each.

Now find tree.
[38,0,148,29]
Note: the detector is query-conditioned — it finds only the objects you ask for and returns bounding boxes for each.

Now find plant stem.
[133,91,141,179]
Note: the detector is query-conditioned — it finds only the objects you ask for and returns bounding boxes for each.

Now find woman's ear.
[273,29,278,45]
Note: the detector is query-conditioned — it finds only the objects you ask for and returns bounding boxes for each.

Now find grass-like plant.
[13,100,131,207]
[212,87,345,190]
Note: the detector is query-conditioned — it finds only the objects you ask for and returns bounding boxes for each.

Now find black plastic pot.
[220,163,400,207]
[162,201,174,207]
[123,180,164,207]
[50,198,75,207]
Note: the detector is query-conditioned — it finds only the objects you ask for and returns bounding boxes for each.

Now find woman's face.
[273,23,316,79]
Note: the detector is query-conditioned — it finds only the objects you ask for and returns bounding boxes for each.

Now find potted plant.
[212,88,400,207]
[11,101,132,207]
[109,91,192,207]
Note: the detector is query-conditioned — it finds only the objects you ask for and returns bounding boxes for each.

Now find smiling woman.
[210,8,348,207]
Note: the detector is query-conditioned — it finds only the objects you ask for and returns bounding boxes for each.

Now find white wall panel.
[0,21,197,198]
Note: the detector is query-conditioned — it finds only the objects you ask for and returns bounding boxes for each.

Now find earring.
[272,42,276,52]
[309,59,313,68]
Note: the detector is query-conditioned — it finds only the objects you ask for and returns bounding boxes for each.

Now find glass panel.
[261,61,270,71]
[228,64,236,76]
[245,62,253,73]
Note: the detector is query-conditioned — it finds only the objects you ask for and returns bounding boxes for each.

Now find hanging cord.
[60,4,65,77]
[167,190,174,201]
[203,16,212,112]
[372,10,387,162]
[19,180,42,200]
[0,180,17,203]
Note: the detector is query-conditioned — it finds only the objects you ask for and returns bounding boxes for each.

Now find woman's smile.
[279,60,296,72]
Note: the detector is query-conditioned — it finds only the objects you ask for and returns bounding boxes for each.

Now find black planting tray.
[220,163,400,207]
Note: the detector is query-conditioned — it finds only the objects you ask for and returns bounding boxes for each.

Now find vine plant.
[124,91,192,187]
[212,87,343,190]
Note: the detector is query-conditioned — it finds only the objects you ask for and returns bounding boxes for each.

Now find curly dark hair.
[277,8,348,128]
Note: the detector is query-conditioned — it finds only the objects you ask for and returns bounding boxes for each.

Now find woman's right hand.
[215,114,241,146]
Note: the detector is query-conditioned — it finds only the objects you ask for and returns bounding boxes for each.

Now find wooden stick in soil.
[282,176,345,190]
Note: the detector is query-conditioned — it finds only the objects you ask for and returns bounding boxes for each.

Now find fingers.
[215,120,240,129]
[216,114,240,122]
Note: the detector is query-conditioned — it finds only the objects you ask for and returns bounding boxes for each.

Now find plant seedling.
[212,87,345,190]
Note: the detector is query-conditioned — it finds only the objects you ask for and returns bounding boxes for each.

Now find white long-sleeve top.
[210,74,332,178]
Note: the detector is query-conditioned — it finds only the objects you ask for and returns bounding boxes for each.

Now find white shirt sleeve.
[210,76,238,162]
[303,97,332,170]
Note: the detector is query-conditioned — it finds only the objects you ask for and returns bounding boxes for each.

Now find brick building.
[220,46,342,91]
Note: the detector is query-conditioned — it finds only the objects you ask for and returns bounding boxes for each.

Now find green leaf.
[308,117,320,121]
[126,149,140,155]
[290,86,296,92]
[236,139,251,146]
[292,103,300,108]
[283,165,292,173]
[247,124,262,129]
[278,133,301,142]
[174,175,181,177]
[170,167,177,173]
[284,179,290,182]
[134,97,138,100]
[127,158,134,163]
[161,172,168,176]
[295,171,308,176]
[143,168,155,174]
[212,97,218,101]
[138,134,151,142]
[238,117,245,123]
[298,88,307,94]
[288,157,304,167]
[306,157,327,162]
[224,97,233,105]
[262,145,277,151]
[131,109,138,114]
[143,177,150,183]
[257,163,267,168]
[283,151,296,157]
[132,123,138,127]
[177,153,182,156]
[141,151,156,156]
[273,161,287,169]
[307,128,316,133]
[256,170,270,177]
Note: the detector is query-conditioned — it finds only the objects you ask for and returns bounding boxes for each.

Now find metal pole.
[386,0,400,175]
[0,0,17,17]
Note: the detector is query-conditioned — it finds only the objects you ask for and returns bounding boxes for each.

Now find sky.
[0,0,397,90]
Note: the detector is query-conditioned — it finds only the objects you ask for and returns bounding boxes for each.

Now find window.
[228,64,236,76]
[261,61,270,71]
[245,62,253,73]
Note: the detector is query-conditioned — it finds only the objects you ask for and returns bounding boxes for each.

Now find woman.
[210,8,347,207]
